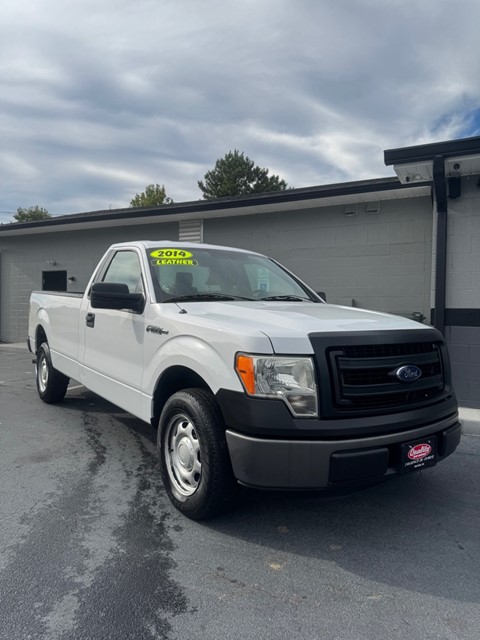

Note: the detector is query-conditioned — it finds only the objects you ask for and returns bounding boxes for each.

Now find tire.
[158,388,239,520]
[36,342,70,404]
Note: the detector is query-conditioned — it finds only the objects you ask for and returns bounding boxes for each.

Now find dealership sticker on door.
[399,436,437,473]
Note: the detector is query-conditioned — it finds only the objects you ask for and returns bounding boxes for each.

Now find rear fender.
[33,309,52,354]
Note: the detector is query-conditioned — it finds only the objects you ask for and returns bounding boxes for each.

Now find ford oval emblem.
[396,364,422,383]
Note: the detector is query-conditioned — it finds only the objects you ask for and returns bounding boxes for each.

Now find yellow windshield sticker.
[150,248,198,266]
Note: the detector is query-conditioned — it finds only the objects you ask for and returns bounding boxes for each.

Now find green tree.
[198,150,288,199]
[13,205,51,222]
[130,184,173,208]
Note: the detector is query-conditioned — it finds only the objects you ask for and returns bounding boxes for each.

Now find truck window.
[243,263,298,296]
[158,265,210,295]
[147,247,315,302]
[102,251,144,294]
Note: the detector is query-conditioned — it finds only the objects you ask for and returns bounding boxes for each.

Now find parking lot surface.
[1,345,480,640]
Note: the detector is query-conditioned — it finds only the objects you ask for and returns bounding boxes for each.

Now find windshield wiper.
[258,295,313,302]
[164,293,254,302]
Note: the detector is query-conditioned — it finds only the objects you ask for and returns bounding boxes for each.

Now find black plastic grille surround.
[309,329,452,419]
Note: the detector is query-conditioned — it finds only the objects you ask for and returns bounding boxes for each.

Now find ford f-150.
[28,241,461,519]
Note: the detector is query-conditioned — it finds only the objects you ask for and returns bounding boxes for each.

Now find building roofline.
[0,176,424,236]
[384,135,480,166]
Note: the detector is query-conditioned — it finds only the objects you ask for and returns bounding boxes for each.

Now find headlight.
[235,354,318,417]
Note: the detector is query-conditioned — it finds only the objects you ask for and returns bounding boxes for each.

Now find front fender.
[142,335,255,397]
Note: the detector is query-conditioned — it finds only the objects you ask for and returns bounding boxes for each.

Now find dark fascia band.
[431,309,480,327]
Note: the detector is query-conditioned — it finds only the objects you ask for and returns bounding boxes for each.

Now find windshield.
[146,247,319,303]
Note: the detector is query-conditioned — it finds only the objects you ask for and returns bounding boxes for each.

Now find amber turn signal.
[235,354,256,394]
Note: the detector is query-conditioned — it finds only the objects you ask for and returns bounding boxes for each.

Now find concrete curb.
[0,342,28,349]
[462,421,480,436]
[459,409,480,436]
[1,341,479,434]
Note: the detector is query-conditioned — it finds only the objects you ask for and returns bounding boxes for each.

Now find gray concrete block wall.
[0,221,177,342]
[439,176,480,408]
[445,326,480,409]
[445,176,480,309]
[204,195,433,319]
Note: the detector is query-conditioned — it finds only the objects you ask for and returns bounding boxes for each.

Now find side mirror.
[316,291,327,302]
[91,282,145,313]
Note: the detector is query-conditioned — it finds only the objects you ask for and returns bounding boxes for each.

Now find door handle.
[86,313,95,328]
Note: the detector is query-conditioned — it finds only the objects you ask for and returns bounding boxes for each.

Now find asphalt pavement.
[1,343,480,640]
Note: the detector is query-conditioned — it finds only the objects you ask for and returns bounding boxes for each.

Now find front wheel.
[158,388,238,520]
[36,342,69,404]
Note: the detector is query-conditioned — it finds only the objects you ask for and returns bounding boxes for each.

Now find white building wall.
[446,176,480,308]
[443,175,480,408]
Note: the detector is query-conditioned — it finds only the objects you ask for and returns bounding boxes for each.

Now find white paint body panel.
[28,240,429,424]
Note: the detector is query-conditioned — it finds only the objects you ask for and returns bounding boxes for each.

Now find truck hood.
[179,301,431,354]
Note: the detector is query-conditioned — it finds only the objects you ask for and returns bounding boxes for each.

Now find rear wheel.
[158,388,238,520]
[36,342,69,404]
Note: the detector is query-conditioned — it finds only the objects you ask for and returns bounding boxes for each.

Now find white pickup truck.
[28,241,461,519]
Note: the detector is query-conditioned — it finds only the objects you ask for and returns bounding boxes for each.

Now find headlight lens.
[235,354,318,417]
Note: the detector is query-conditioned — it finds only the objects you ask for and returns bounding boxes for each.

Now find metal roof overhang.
[0,179,430,237]
[385,136,480,185]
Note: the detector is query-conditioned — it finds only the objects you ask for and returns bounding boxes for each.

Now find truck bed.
[29,290,85,381]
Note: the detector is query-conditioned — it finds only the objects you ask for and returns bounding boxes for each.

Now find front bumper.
[225,416,461,489]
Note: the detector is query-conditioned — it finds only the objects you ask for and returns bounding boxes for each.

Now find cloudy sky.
[1,0,480,223]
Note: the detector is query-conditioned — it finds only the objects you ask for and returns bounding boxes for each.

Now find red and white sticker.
[407,443,432,460]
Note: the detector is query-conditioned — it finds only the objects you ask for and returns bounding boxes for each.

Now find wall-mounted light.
[344,205,357,216]
[405,174,425,183]
[46,259,57,266]
[365,202,380,214]
[68,276,76,282]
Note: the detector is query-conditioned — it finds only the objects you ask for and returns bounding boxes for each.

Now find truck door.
[81,249,145,418]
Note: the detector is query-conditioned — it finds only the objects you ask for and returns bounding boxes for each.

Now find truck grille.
[309,330,450,418]
[329,342,443,411]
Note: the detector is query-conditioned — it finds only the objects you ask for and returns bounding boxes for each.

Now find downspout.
[432,155,448,335]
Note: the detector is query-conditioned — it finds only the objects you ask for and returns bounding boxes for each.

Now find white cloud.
[1,0,480,222]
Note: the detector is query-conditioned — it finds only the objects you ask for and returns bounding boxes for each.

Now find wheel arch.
[151,365,213,428]
[32,306,53,353]
[35,324,48,352]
